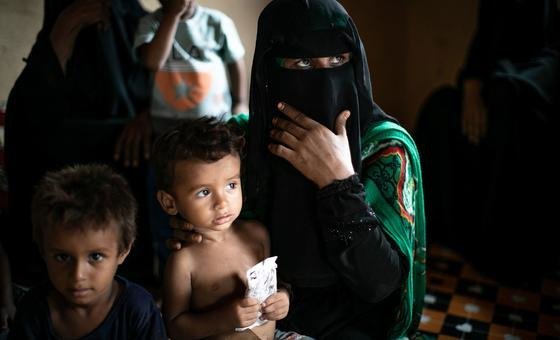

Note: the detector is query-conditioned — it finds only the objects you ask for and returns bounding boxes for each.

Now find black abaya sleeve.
[317,174,406,303]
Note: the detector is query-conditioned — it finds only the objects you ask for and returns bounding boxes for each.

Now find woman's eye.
[330,55,343,65]
[89,253,104,262]
[279,58,313,69]
[196,189,211,197]
[294,58,312,69]
[329,55,348,66]
[54,254,69,263]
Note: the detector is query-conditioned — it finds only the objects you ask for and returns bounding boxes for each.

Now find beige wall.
[0,0,477,133]
[0,0,43,104]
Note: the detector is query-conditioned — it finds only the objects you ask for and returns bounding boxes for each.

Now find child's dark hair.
[152,116,245,191]
[31,164,137,254]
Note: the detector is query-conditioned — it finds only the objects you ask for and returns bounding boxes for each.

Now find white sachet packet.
[235,256,278,331]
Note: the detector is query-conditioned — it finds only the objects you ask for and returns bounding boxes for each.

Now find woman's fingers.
[268,102,354,187]
[271,116,306,141]
[269,127,299,150]
[169,216,203,246]
[171,227,202,242]
[334,110,350,136]
[169,215,195,230]
[276,102,317,130]
[268,142,296,162]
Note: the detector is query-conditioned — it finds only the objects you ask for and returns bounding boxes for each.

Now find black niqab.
[246,0,396,286]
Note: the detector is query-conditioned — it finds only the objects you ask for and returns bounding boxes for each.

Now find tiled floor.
[419,244,560,339]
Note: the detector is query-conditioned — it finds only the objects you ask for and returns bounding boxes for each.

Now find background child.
[152,117,289,339]
[8,164,167,339]
[135,0,247,136]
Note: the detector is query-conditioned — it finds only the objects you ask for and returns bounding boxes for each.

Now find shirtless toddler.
[152,117,289,339]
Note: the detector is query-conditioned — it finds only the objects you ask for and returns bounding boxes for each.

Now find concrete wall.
[0,0,477,132]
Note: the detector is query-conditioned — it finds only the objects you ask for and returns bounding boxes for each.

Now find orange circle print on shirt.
[155,70,213,111]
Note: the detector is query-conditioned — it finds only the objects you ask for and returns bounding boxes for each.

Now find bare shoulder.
[233,219,269,243]
[166,247,197,274]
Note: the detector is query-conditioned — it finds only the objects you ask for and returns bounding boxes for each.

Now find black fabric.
[277,283,400,339]
[246,0,395,217]
[27,0,150,122]
[268,62,359,140]
[317,175,404,303]
[271,29,352,58]
[415,86,460,246]
[3,0,152,285]
[460,0,560,82]
[266,63,362,285]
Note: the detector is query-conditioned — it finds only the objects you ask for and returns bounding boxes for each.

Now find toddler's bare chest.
[190,246,261,308]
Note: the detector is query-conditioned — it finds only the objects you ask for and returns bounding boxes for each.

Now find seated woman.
[171,0,426,338]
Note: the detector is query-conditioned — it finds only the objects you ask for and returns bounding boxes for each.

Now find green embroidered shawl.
[362,120,426,338]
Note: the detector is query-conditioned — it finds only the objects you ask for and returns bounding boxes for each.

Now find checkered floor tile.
[419,245,560,339]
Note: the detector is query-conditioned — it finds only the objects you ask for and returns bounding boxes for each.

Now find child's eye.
[226,182,238,190]
[196,188,211,197]
[53,254,70,263]
[89,253,104,263]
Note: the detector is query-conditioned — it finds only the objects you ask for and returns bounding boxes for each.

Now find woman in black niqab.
[247,0,396,283]
[244,0,410,338]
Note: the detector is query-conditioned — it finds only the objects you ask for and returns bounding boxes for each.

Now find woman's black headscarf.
[246,0,396,286]
[37,0,149,119]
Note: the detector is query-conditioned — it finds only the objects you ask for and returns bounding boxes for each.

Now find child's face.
[160,154,242,234]
[42,221,129,307]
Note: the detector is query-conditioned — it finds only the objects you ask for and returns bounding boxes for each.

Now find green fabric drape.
[362,121,426,338]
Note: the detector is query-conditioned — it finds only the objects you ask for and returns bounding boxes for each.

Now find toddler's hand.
[226,297,260,329]
[163,0,193,18]
[261,289,289,321]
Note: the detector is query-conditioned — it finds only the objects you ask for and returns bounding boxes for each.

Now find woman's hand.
[50,0,110,71]
[0,298,15,331]
[268,102,355,188]
[114,110,152,168]
[166,215,203,250]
